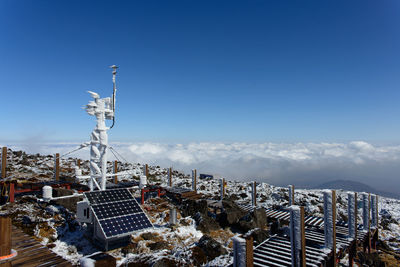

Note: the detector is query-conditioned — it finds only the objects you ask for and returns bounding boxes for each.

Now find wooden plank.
[246,236,254,267]
[0,216,11,257]
[10,226,73,267]
[114,160,118,184]
[168,167,172,187]
[1,147,6,178]
[55,153,60,181]
[300,206,306,267]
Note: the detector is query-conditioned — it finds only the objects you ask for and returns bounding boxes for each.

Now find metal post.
[362,193,370,231]
[288,185,295,206]
[54,153,60,181]
[1,147,6,179]
[233,236,246,267]
[375,195,379,227]
[348,192,356,239]
[192,169,197,193]
[169,208,177,225]
[113,160,118,184]
[332,190,337,266]
[323,190,333,248]
[168,167,172,187]
[77,159,81,168]
[323,190,336,265]
[290,205,301,267]
[220,178,225,200]
[252,181,257,207]
[354,192,358,245]
[145,164,148,177]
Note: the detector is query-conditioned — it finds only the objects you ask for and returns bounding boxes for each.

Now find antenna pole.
[110,65,118,129]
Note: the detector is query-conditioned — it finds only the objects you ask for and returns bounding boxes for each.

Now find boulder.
[53,188,74,197]
[197,235,227,261]
[237,208,267,232]
[191,246,207,265]
[153,257,186,267]
[141,232,158,240]
[194,212,220,233]
[217,200,247,227]
[51,196,83,213]
[80,252,116,267]
[148,241,169,251]
[247,228,270,244]
[180,199,208,217]
[121,243,138,255]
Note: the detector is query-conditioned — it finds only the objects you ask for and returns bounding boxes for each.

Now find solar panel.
[100,213,153,238]
[92,200,143,220]
[84,188,133,205]
[84,188,153,239]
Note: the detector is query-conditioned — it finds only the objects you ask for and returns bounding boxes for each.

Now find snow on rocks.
[1,149,400,265]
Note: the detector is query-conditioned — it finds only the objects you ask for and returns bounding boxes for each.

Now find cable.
[109,147,129,163]
[109,147,121,162]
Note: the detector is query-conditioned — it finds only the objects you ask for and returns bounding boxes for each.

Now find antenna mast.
[110,65,118,129]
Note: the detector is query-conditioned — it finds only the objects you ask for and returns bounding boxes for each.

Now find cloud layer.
[3,141,400,194]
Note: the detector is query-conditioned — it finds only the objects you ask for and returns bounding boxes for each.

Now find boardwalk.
[10,225,74,267]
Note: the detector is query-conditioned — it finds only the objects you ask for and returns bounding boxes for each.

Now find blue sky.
[1,0,400,143]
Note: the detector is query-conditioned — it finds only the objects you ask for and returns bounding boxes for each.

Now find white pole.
[323,190,334,248]
[348,192,356,239]
[233,236,246,267]
[290,205,301,267]
[371,194,377,228]
[362,193,370,231]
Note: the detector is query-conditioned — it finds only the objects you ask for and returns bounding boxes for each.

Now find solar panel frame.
[85,188,154,239]
[84,188,134,205]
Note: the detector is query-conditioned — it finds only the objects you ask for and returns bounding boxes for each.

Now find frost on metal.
[251,181,256,207]
[323,190,334,248]
[290,205,301,267]
[191,169,196,191]
[362,193,370,231]
[84,66,118,191]
[347,192,356,239]
[232,236,246,267]
[288,185,294,205]
[220,178,224,200]
[371,194,378,228]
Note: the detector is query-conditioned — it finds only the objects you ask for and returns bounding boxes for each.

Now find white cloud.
[3,140,400,194]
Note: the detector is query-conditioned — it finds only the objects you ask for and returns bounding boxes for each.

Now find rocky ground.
[1,148,400,266]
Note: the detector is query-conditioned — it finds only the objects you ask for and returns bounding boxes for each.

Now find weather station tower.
[84,65,118,191]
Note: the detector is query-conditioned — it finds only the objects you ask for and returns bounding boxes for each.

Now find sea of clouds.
[2,141,400,195]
